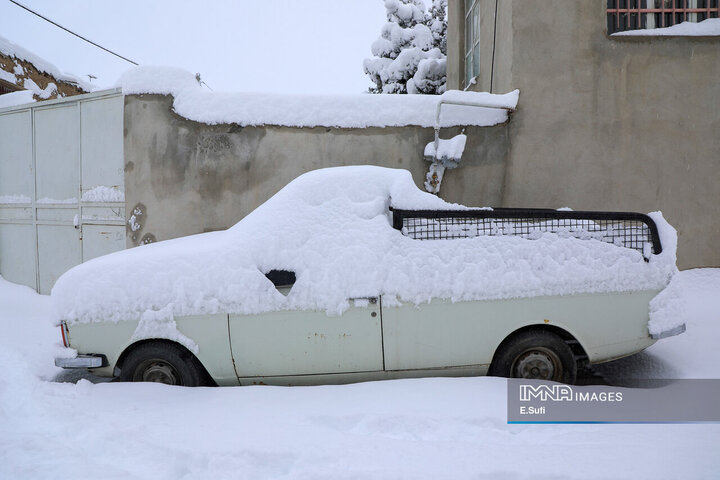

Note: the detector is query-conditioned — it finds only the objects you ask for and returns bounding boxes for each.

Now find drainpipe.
[434,96,516,150]
[427,97,516,193]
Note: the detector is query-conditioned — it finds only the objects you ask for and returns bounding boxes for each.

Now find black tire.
[118,341,208,387]
[489,330,578,384]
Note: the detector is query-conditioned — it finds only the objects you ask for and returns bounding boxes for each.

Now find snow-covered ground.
[1,270,719,479]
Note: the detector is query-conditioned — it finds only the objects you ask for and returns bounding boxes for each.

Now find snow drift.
[52,166,677,328]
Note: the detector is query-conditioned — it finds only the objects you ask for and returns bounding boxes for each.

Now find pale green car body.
[65,289,659,386]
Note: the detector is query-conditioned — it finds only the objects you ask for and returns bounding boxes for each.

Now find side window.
[465,0,481,87]
[264,269,296,296]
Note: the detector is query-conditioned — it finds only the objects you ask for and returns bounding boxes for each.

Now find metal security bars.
[391,208,662,259]
[607,0,720,34]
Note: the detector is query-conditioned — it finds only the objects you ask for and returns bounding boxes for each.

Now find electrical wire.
[490,0,498,93]
[8,0,139,65]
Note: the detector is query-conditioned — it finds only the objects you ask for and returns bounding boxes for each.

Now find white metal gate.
[0,88,125,294]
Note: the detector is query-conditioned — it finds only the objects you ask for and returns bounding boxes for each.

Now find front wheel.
[489,330,578,384]
[118,341,208,386]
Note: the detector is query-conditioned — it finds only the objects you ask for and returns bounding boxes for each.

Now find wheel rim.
[512,347,562,381]
[133,359,180,385]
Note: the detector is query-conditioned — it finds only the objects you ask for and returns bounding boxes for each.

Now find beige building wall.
[447,0,720,268]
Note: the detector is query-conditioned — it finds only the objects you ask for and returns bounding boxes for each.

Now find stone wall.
[0,52,86,100]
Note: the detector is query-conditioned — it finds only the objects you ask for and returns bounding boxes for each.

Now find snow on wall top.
[119,66,519,128]
[0,34,93,92]
[612,18,720,36]
[52,166,677,328]
[0,90,34,109]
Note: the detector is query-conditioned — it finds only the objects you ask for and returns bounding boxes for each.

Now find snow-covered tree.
[364,0,447,95]
[428,0,447,55]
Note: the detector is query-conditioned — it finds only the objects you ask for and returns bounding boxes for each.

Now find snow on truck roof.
[119,66,519,128]
[52,166,678,336]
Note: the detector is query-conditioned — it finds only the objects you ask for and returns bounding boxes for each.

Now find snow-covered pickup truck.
[53,166,684,386]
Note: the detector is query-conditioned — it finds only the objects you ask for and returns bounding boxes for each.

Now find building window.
[0,79,21,96]
[465,0,481,87]
[607,0,720,34]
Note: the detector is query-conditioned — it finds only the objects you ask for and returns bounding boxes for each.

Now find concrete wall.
[123,94,509,245]
[448,0,720,268]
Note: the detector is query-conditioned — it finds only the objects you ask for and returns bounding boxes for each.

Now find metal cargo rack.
[390,207,662,260]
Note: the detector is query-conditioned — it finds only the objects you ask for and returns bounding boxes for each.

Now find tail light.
[59,321,69,348]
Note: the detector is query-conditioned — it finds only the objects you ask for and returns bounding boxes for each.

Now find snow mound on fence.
[52,166,677,326]
[81,186,124,203]
[118,66,518,128]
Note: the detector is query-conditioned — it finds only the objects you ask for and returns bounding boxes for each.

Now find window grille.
[607,0,720,34]
[391,208,662,260]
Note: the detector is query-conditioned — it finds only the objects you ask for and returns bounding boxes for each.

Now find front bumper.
[55,354,107,369]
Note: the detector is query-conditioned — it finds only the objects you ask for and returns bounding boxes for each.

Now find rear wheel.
[489,330,578,384]
[118,341,208,386]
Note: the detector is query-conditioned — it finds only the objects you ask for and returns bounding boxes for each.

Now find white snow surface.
[22,78,57,99]
[0,90,34,109]
[440,88,519,109]
[424,133,467,160]
[131,305,198,355]
[646,211,684,336]
[52,166,676,327]
[0,34,93,91]
[119,66,518,128]
[2,269,720,479]
[613,18,720,36]
[81,185,125,203]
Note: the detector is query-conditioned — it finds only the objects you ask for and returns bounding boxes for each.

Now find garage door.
[0,89,125,294]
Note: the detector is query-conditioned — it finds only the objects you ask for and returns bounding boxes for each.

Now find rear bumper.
[55,354,107,369]
[650,323,686,340]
